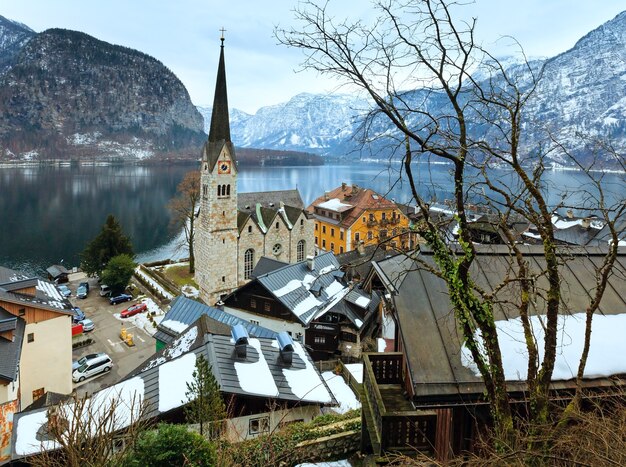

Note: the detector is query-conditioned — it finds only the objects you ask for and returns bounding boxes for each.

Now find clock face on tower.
[218,160,231,174]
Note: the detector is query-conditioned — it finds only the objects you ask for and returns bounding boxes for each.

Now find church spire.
[208,34,231,143]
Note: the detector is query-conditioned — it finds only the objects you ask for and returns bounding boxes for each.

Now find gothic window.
[217,185,222,197]
[202,184,208,200]
[300,219,304,226]
[244,249,254,280]
[297,240,306,262]
[226,184,231,196]
[248,225,252,233]
[272,243,282,256]
[276,222,280,229]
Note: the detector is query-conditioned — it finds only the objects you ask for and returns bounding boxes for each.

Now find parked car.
[110,293,132,305]
[99,284,111,297]
[58,284,71,297]
[76,283,89,299]
[72,353,112,382]
[72,307,85,323]
[120,303,147,318]
[72,352,100,371]
[79,318,95,332]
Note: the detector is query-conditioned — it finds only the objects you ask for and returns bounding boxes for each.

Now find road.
[65,273,158,397]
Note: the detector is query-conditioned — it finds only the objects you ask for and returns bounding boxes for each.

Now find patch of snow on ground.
[377,338,387,352]
[234,338,279,397]
[296,461,352,467]
[461,313,626,381]
[344,363,363,384]
[135,267,174,299]
[158,352,196,412]
[322,372,360,414]
[181,284,200,298]
[282,342,333,403]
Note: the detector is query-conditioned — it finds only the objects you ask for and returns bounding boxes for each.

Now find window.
[250,298,257,309]
[248,225,252,233]
[272,243,282,256]
[314,336,326,344]
[330,242,335,252]
[382,212,387,220]
[217,185,222,197]
[27,333,34,343]
[367,231,373,240]
[222,211,225,216]
[297,240,306,262]
[264,302,271,312]
[315,223,318,230]
[244,249,255,280]
[315,236,318,245]
[331,228,335,237]
[250,319,260,326]
[369,213,375,221]
[226,185,231,196]
[322,239,326,249]
[380,229,388,239]
[362,216,366,223]
[202,184,208,199]
[221,276,225,282]
[340,230,344,240]
[300,219,304,226]
[276,222,280,229]
[18,308,25,316]
[340,246,344,253]
[322,225,326,234]
[249,416,270,435]
[355,232,360,242]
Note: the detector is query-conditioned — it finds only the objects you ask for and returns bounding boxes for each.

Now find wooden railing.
[363,353,437,455]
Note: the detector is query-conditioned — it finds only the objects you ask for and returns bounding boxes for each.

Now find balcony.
[366,219,378,227]
[361,353,436,456]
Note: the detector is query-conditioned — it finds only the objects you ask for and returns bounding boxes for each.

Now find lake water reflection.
[0,162,623,275]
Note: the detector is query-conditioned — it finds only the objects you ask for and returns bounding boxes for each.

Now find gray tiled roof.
[251,257,289,278]
[0,307,25,383]
[156,296,277,346]
[238,189,304,210]
[0,266,73,314]
[255,252,349,325]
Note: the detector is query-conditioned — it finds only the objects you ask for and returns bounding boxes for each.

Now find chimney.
[324,191,330,201]
[276,332,294,365]
[231,324,249,359]
[581,218,591,229]
[566,209,574,219]
[352,184,358,194]
[342,182,347,191]
[306,255,315,271]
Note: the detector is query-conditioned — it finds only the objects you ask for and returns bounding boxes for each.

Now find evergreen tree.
[80,214,134,277]
[184,354,226,438]
[101,254,136,295]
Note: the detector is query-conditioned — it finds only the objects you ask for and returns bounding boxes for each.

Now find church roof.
[238,190,305,210]
[202,38,237,172]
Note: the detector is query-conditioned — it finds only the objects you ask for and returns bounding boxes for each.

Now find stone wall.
[293,430,361,464]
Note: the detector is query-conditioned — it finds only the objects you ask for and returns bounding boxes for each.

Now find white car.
[72,353,112,382]
[79,318,94,332]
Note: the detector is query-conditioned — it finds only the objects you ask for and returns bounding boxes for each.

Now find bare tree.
[30,390,148,467]
[168,170,200,274]
[277,0,625,449]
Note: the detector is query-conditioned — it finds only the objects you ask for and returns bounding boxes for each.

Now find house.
[45,265,69,284]
[307,184,411,255]
[359,246,626,461]
[154,295,277,352]
[0,266,74,463]
[222,251,381,360]
[195,39,314,306]
[10,318,335,461]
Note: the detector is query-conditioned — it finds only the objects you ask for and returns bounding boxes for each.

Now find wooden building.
[222,252,380,360]
[359,246,626,461]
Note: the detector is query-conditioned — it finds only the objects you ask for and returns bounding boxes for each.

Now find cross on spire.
[219,27,226,43]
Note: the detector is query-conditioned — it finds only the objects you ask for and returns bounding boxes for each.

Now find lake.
[0,162,623,276]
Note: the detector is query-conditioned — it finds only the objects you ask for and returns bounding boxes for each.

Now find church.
[195,38,315,305]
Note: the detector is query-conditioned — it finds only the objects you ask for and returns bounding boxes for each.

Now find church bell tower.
[196,35,239,305]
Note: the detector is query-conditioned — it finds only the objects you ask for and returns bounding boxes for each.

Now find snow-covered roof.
[462,313,626,381]
[317,198,354,212]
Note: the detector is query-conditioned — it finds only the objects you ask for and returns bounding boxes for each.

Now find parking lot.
[65,273,159,397]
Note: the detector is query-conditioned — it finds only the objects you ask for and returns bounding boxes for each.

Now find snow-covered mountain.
[0,15,35,73]
[199,11,626,166]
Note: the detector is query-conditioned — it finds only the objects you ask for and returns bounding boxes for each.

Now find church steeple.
[208,35,231,143]
[202,35,237,172]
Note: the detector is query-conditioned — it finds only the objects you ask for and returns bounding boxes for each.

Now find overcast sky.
[3,1,625,113]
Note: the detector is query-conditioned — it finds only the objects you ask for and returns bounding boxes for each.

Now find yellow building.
[307,184,411,254]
